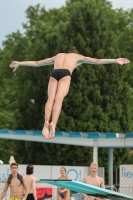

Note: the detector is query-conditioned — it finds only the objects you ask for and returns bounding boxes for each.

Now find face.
[10,165,18,175]
[90,165,98,175]
[60,168,66,175]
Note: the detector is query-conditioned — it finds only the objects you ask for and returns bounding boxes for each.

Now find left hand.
[9,61,19,72]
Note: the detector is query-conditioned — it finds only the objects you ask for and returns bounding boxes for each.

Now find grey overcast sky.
[0,0,133,47]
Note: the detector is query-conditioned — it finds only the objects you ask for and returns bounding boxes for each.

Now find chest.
[86,177,101,187]
[10,178,22,188]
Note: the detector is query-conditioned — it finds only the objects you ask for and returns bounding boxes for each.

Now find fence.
[118,186,133,197]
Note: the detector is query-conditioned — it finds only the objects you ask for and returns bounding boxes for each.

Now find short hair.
[60,167,66,172]
[26,164,34,175]
[10,163,18,168]
[90,162,98,167]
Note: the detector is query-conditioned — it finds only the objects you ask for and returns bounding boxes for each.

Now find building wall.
[120,165,133,196]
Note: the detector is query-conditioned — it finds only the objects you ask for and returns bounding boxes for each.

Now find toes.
[42,132,48,139]
[49,123,55,138]
[42,127,49,139]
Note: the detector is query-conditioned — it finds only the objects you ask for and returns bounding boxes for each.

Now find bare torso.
[83,175,103,187]
[83,175,104,200]
[53,53,82,73]
[9,177,24,198]
[58,176,69,180]
[58,176,70,196]
[23,174,35,194]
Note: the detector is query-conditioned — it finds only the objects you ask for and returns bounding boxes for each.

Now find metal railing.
[105,185,117,192]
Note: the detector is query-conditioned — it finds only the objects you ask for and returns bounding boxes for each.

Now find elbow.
[95,59,100,65]
[35,61,39,67]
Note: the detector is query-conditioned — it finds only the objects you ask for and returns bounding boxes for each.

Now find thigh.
[55,76,71,99]
[47,77,58,99]
[57,193,63,200]
[64,192,70,200]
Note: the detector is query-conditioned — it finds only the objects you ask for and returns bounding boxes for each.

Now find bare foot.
[42,122,50,139]
[49,123,55,139]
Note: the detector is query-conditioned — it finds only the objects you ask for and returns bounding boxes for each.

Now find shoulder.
[49,56,56,62]
[6,174,12,184]
[82,176,88,182]
[5,178,8,184]
[65,176,69,180]
[98,176,103,180]
[76,54,86,64]
[32,176,36,181]
[98,176,104,182]
[22,175,28,182]
[54,53,64,59]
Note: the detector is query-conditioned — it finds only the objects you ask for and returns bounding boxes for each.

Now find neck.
[90,174,97,178]
[12,173,18,178]
[61,174,66,178]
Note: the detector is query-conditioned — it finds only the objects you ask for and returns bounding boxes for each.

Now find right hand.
[116,58,130,65]
[9,61,19,72]
[59,189,65,193]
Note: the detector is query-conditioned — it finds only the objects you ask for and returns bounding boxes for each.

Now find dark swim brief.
[58,188,69,199]
[50,69,71,81]
[59,192,65,199]
[26,194,35,200]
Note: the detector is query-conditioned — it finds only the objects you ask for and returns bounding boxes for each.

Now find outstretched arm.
[9,56,55,72]
[80,56,130,65]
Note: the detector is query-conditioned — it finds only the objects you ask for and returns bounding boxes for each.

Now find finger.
[124,59,130,64]
[13,67,17,72]
[10,64,14,68]
[9,64,14,68]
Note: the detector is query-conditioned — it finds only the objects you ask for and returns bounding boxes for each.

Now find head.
[10,163,18,175]
[90,162,98,175]
[26,164,34,175]
[60,167,66,176]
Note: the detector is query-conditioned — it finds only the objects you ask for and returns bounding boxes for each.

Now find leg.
[57,193,63,200]
[42,77,58,138]
[64,192,70,200]
[49,76,71,138]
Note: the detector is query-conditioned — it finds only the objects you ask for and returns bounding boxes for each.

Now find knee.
[47,97,55,104]
[54,96,64,103]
